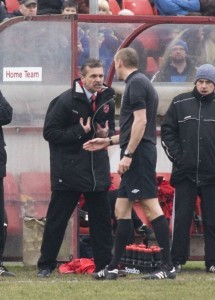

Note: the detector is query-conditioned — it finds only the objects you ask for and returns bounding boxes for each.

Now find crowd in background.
[1,0,215,82]
[1,0,215,21]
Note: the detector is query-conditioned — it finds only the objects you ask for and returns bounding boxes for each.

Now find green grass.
[0,262,215,300]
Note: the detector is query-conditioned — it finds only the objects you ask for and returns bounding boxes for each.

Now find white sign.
[3,67,42,82]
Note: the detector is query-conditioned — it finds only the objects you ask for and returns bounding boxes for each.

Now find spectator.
[0,1,7,22]
[60,1,88,69]
[152,40,197,82]
[98,0,111,15]
[8,0,37,17]
[161,64,215,274]
[99,27,119,77]
[37,58,115,278]
[84,47,175,281]
[61,0,78,14]
[37,0,62,15]
[0,91,14,277]
[154,0,200,15]
[77,26,90,67]
[77,0,89,14]
[100,23,147,78]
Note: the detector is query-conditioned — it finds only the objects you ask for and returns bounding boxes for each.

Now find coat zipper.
[91,98,114,191]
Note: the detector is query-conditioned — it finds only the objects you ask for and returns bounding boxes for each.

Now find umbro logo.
[131,189,140,194]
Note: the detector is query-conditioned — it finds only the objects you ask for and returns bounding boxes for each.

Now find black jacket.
[44,79,115,192]
[0,91,13,178]
[152,58,196,82]
[161,87,215,186]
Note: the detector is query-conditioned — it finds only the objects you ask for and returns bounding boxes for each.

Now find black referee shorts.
[118,141,158,201]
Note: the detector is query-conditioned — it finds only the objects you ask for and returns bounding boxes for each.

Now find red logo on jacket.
[103,105,109,113]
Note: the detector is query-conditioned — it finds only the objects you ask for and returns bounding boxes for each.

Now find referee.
[83,47,176,280]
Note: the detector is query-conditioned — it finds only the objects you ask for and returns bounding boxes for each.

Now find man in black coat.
[0,91,14,277]
[161,64,215,273]
[37,58,115,277]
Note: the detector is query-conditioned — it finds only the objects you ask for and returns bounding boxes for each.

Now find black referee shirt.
[119,70,158,148]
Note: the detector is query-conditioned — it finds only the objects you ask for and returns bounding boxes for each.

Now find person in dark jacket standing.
[0,91,14,277]
[152,40,196,83]
[84,48,175,280]
[161,64,215,274]
[37,58,115,278]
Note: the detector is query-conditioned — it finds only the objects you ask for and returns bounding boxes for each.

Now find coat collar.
[192,86,215,102]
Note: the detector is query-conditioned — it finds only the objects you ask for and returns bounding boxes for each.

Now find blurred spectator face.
[170,46,187,63]
[98,0,111,15]
[62,7,77,15]
[19,0,37,16]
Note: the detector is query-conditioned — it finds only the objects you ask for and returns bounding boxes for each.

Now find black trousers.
[171,179,215,267]
[38,190,113,272]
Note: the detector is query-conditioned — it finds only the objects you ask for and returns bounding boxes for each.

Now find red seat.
[19,172,51,219]
[5,0,19,13]
[108,0,121,15]
[122,0,154,15]
[4,173,22,234]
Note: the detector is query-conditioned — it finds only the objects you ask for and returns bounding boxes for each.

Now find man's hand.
[118,156,132,175]
[96,121,109,138]
[83,138,109,151]
[80,117,91,133]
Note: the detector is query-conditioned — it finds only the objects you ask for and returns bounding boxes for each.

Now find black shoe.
[0,264,15,277]
[173,262,182,273]
[37,268,51,278]
[142,265,176,280]
[206,265,215,273]
[92,267,118,280]
[135,224,156,240]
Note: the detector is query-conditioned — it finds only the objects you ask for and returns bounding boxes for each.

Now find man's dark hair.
[81,58,104,76]
[62,0,78,10]
[115,47,139,68]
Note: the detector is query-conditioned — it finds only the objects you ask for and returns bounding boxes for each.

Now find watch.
[109,137,113,146]
[124,149,133,158]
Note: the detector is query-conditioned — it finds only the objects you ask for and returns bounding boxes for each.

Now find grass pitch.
[0,261,215,300]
